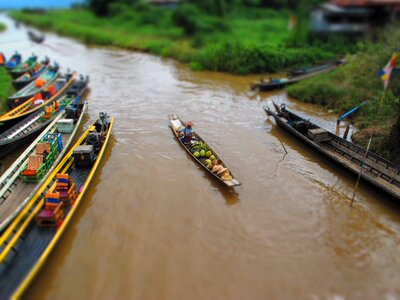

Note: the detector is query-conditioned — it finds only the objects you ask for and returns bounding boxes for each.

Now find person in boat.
[179,121,195,143]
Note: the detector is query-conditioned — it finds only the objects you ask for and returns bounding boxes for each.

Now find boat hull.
[266,107,400,200]
[8,67,60,109]
[12,59,50,90]
[0,72,77,134]
[9,58,38,79]
[0,118,46,158]
[169,115,241,188]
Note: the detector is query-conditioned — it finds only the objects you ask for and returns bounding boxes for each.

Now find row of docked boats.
[0,52,114,299]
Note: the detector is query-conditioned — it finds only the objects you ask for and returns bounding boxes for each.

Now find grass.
[0,67,15,114]
[10,7,348,74]
[286,26,400,162]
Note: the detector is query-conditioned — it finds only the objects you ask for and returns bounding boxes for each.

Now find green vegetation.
[11,2,349,75]
[0,68,15,114]
[0,22,6,32]
[287,26,400,163]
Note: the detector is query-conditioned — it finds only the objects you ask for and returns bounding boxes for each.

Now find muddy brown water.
[1,14,400,300]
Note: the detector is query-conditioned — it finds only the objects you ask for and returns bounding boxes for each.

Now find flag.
[380,52,398,90]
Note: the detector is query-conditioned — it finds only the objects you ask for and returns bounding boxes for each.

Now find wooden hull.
[169,115,241,188]
[0,112,47,158]
[8,66,60,108]
[252,60,342,92]
[264,105,400,200]
[0,72,77,134]
[4,54,22,71]
[9,56,38,79]
[0,114,114,299]
[28,30,45,44]
[12,59,50,90]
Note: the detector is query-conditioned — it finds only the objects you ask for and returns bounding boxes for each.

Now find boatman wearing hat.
[179,121,194,143]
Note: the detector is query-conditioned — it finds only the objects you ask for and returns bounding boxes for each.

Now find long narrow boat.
[0,76,89,158]
[0,71,77,133]
[27,30,45,44]
[251,60,344,92]
[0,112,114,299]
[4,53,22,71]
[12,57,50,90]
[9,54,38,79]
[169,115,241,188]
[8,65,60,108]
[0,84,88,233]
[264,103,400,200]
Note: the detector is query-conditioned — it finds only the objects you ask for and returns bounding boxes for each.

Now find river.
[1,14,400,300]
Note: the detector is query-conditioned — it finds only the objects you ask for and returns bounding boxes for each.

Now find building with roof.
[311,0,400,35]
[148,0,181,9]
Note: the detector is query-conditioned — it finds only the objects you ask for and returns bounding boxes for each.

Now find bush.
[172,4,202,36]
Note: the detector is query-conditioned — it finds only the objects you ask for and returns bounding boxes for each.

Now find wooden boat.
[251,60,343,92]
[8,65,60,109]
[0,71,77,134]
[0,112,114,299]
[264,102,400,200]
[12,57,50,90]
[0,75,89,158]
[0,84,88,233]
[27,30,45,44]
[9,54,38,79]
[4,53,22,71]
[169,115,241,188]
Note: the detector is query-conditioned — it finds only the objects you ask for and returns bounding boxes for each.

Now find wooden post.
[350,135,372,206]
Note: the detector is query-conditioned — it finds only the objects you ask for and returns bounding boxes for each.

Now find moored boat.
[27,30,45,44]
[0,112,113,299]
[0,86,88,232]
[12,57,50,90]
[251,60,343,92]
[264,102,400,200]
[0,75,89,158]
[7,65,60,109]
[169,115,241,188]
[9,54,38,79]
[4,52,22,71]
[0,71,77,133]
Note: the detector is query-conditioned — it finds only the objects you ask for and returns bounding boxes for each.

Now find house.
[311,0,400,35]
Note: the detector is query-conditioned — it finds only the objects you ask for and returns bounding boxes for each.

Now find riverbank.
[0,68,14,114]
[10,8,349,75]
[287,26,400,163]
